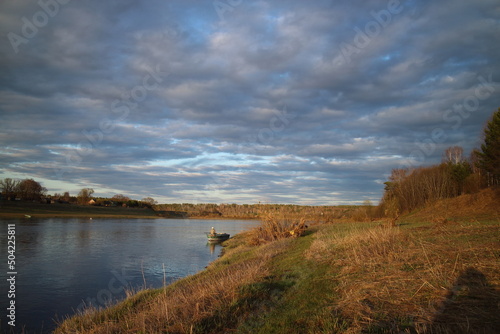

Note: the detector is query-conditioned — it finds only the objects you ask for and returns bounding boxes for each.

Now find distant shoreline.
[0,200,159,219]
[0,200,259,220]
[0,213,160,219]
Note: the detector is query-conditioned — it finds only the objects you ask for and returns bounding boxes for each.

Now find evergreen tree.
[477,108,500,185]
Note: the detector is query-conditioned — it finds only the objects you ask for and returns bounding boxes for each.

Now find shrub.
[248,209,307,245]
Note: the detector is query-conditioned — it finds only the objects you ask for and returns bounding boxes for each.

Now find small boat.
[205,232,230,242]
[24,214,31,218]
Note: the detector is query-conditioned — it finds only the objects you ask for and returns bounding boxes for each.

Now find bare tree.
[63,191,71,202]
[112,194,130,202]
[77,188,94,205]
[142,197,157,206]
[0,178,20,199]
[17,179,46,200]
[443,146,464,164]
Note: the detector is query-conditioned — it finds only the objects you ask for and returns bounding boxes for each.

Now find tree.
[470,149,482,175]
[447,161,472,195]
[0,178,20,199]
[77,188,94,205]
[112,194,130,201]
[442,146,464,164]
[111,194,130,207]
[17,179,46,200]
[142,197,157,206]
[442,146,471,195]
[476,108,500,185]
[63,191,71,202]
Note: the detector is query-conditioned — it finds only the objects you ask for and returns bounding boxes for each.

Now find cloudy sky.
[1,0,499,205]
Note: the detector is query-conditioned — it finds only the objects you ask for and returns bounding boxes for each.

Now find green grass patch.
[235,228,349,333]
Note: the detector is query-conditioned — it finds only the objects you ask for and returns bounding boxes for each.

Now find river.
[0,218,257,333]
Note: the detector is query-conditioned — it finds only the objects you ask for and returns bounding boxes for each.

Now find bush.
[248,209,307,245]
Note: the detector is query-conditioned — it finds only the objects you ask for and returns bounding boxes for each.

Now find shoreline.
[0,200,159,219]
[56,216,500,333]
[0,213,161,219]
[0,201,260,220]
[54,189,500,333]
[0,212,259,220]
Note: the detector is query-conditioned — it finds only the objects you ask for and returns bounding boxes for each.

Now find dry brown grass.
[412,187,500,222]
[130,261,263,333]
[307,220,500,333]
[247,209,308,245]
[57,252,270,333]
[56,233,294,334]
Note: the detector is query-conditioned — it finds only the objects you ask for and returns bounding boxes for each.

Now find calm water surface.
[0,218,257,333]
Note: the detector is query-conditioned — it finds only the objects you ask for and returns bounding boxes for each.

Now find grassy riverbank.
[0,200,159,219]
[56,190,500,333]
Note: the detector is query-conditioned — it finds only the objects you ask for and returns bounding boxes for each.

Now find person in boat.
[210,226,216,236]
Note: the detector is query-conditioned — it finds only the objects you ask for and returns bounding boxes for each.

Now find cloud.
[1,0,499,204]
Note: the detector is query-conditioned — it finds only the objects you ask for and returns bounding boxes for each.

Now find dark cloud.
[1,0,499,204]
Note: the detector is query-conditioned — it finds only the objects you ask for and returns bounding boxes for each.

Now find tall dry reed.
[57,256,268,333]
[247,209,307,245]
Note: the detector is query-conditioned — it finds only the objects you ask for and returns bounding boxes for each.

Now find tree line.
[380,108,500,216]
[0,178,47,201]
[0,180,157,209]
[155,202,357,220]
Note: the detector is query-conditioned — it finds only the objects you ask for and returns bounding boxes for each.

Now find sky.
[0,0,499,205]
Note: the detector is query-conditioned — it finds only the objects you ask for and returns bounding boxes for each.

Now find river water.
[0,218,257,333]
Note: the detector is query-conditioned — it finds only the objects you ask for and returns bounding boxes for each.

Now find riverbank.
[55,190,500,333]
[0,200,159,219]
[0,201,263,220]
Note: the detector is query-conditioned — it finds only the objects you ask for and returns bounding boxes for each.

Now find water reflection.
[207,241,227,255]
[0,218,257,333]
